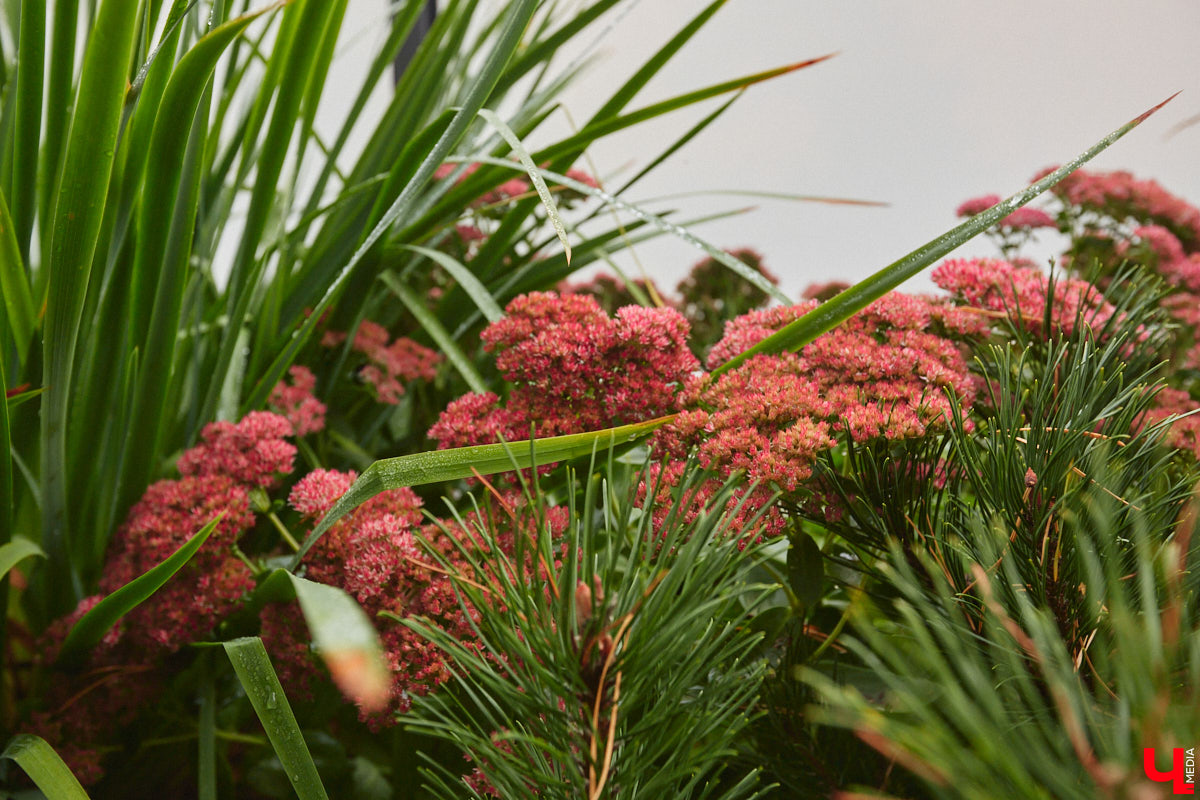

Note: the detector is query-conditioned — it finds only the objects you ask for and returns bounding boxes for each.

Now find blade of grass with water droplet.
[1,734,91,799]
[223,637,329,800]
[710,93,1180,378]
[461,156,790,304]
[290,416,673,567]
[479,108,572,264]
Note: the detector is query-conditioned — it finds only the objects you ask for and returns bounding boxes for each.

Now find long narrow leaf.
[1,734,91,800]
[11,0,44,261]
[381,272,488,394]
[122,3,277,507]
[223,637,329,800]
[0,189,34,360]
[56,514,223,668]
[40,0,141,605]
[290,416,672,566]
[478,108,571,264]
[402,244,504,323]
[710,93,1178,378]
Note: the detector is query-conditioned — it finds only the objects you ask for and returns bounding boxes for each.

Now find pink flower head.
[932,257,1126,339]
[177,411,296,488]
[269,366,327,436]
[345,320,442,404]
[431,292,698,449]
[652,292,979,536]
[1037,166,1200,247]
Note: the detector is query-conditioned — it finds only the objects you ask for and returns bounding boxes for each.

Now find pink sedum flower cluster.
[932,258,1126,338]
[33,411,299,783]
[176,410,297,488]
[261,469,485,724]
[269,365,327,436]
[429,292,697,448]
[649,294,981,535]
[1039,166,1200,247]
[322,319,441,404]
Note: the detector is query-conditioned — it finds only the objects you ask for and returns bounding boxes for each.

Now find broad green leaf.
[223,637,329,800]
[40,0,141,606]
[286,572,390,714]
[56,514,223,668]
[710,93,1179,378]
[291,416,673,566]
[0,537,44,581]
[381,272,489,394]
[1,734,91,799]
[478,108,571,264]
[402,243,504,323]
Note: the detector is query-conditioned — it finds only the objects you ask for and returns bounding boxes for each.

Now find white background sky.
[334,1,1200,298]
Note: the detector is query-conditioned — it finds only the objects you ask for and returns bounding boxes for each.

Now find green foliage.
[403,462,773,799]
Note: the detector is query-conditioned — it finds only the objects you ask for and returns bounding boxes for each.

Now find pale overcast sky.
[333,1,1200,298]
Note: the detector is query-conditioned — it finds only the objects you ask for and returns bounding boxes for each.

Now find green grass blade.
[40,0,141,606]
[532,55,834,169]
[402,244,504,323]
[491,0,623,97]
[1,734,91,799]
[0,189,34,362]
[55,514,223,668]
[381,272,488,394]
[587,0,728,124]
[201,0,342,424]
[243,0,541,414]
[222,637,330,800]
[11,0,45,261]
[0,537,44,580]
[613,90,741,197]
[37,0,79,248]
[463,156,790,303]
[290,416,672,567]
[0,342,10,545]
[198,656,217,800]
[710,93,1179,378]
[478,108,571,264]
